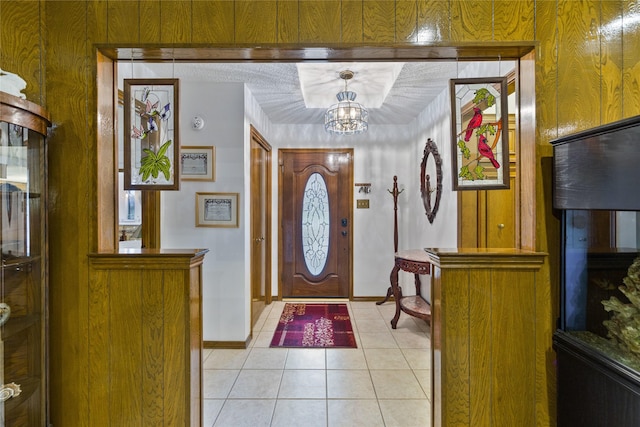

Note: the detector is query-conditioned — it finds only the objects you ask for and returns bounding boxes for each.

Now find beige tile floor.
[202,300,431,427]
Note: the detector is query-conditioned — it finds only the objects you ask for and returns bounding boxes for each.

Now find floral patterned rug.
[270,303,357,348]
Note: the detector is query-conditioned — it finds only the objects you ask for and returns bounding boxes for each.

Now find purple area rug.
[270,303,357,348]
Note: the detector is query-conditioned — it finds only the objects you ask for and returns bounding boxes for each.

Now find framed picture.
[181,146,215,181]
[450,77,510,190]
[196,192,239,228]
[124,79,180,190]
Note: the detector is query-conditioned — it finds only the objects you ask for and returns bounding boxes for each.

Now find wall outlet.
[356,199,369,209]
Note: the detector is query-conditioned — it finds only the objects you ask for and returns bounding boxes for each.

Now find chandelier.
[324,70,369,136]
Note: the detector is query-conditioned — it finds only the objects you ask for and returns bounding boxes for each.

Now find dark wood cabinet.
[552,115,640,427]
[0,92,51,425]
[554,331,640,427]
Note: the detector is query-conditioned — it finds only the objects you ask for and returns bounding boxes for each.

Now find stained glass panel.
[302,173,330,276]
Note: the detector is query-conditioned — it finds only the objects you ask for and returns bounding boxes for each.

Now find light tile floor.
[202,300,432,427]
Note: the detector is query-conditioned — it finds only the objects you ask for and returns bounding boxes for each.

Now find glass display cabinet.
[552,115,640,427]
[0,91,50,426]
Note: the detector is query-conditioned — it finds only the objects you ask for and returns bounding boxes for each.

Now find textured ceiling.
[158,61,463,125]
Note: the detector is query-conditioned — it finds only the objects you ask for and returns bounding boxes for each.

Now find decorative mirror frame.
[420,138,443,224]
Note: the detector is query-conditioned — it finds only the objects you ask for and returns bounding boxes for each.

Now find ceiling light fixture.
[324,70,369,136]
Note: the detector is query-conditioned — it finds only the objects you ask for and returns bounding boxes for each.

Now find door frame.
[250,125,272,323]
[278,148,354,299]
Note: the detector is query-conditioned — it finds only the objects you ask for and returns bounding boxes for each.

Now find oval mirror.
[420,138,443,224]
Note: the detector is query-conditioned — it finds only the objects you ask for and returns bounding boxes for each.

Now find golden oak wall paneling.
[299,0,342,43]
[277,0,300,43]
[469,268,492,426]
[161,1,193,43]
[600,0,624,123]
[494,0,536,41]
[107,1,141,43]
[88,1,109,48]
[395,0,418,43]
[363,0,396,42]
[417,0,451,42]
[235,1,278,44]
[451,0,494,42]
[0,0,44,102]
[140,0,162,42]
[623,0,640,117]
[45,1,93,426]
[341,0,364,43]
[536,0,559,142]
[193,1,235,43]
[490,268,537,425]
[556,0,601,134]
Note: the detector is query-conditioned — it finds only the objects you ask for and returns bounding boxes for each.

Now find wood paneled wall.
[1,1,639,425]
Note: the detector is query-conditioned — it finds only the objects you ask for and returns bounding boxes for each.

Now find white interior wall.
[161,82,246,342]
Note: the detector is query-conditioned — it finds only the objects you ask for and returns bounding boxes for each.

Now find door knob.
[497,224,505,229]
[341,231,348,236]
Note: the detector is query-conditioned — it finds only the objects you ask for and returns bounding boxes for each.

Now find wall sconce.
[356,183,371,194]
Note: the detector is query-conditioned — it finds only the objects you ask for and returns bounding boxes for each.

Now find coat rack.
[377,175,403,305]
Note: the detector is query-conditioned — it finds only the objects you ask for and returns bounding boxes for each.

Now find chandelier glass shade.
[324,71,369,136]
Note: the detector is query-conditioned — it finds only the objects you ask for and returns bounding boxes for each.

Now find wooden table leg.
[414,273,421,295]
[390,264,402,329]
[376,283,393,305]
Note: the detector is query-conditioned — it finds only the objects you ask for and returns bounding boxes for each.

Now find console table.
[389,249,432,328]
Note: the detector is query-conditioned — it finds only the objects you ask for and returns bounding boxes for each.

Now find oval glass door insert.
[301,173,330,275]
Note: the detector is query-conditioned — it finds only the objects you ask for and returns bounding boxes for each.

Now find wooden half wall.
[426,248,546,427]
[87,249,207,426]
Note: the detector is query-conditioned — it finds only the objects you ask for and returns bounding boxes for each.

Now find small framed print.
[181,146,215,181]
[196,192,239,228]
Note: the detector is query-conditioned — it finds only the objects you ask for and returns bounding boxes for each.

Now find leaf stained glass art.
[124,79,180,190]
[450,77,510,190]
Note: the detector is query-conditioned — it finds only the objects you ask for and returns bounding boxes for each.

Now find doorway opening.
[96,45,536,331]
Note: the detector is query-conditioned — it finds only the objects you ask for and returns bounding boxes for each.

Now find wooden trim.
[518,50,537,251]
[96,51,117,252]
[204,338,251,349]
[141,191,161,249]
[96,44,536,62]
[351,296,395,302]
[250,125,272,306]
[0,92,51,134]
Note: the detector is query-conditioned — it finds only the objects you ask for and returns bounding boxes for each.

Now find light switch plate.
[356,199,369,209]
